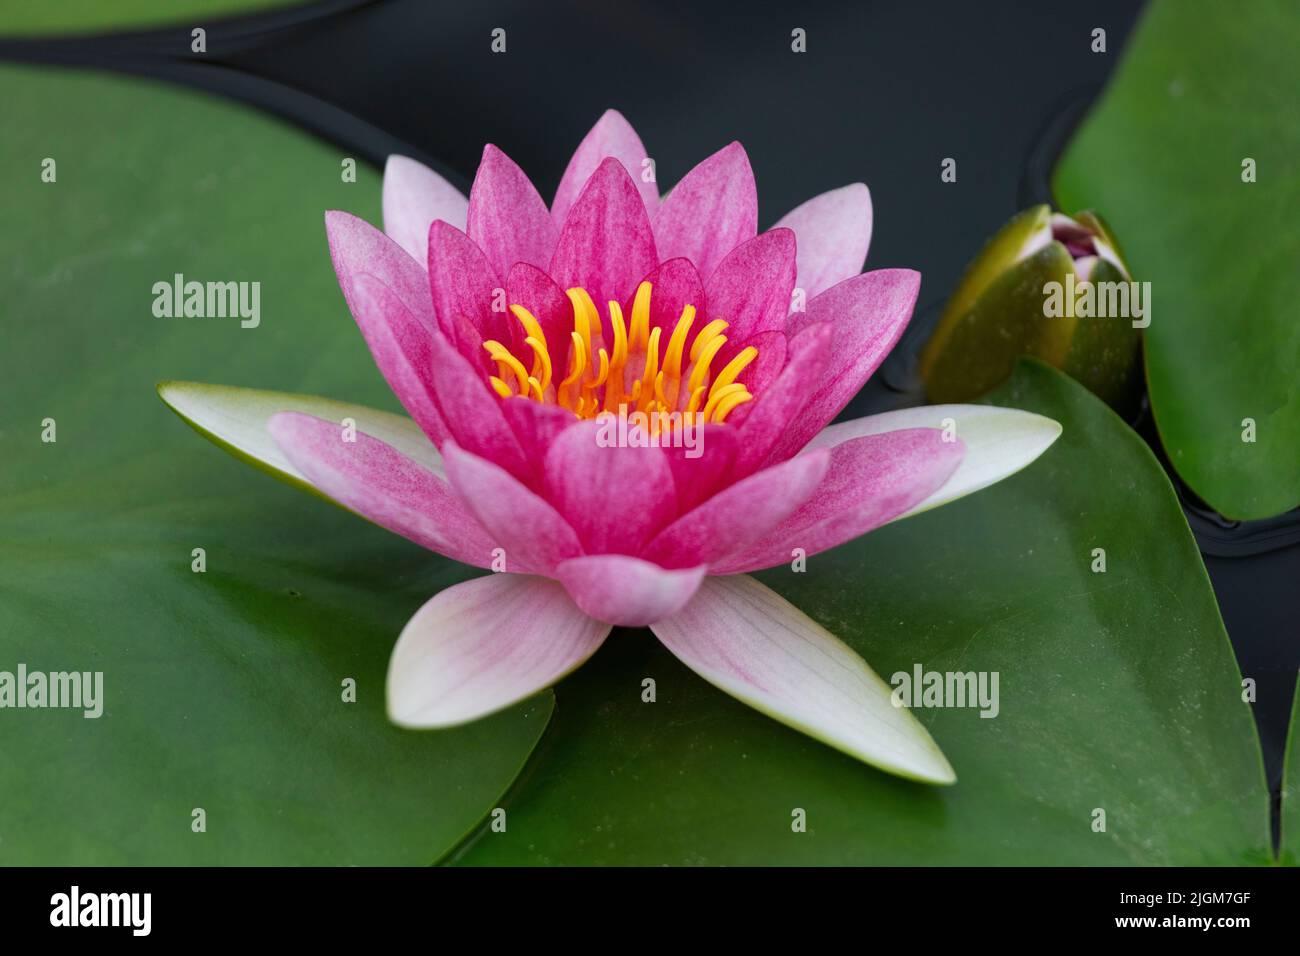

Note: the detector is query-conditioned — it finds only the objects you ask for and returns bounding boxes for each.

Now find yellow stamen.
[685,384,708,415]
[608,301,629,367]
[653,371,669,409]
[639,326,662,411]
[582,349,610,410]
[604,301,628,412]
[690,318,729,362]
[630,281,651,350]
[687,333,728,395]
[663,304,697,379]
[706,345,758,403]
[480,282,767,432]
[558,330,587,409]
[523,336,552,392]
[565,288,594,373]
[484,340,529,394]
[510,305,548,376]
[589,348,610,388]
[702,382,748,422]
[713,389,753,423]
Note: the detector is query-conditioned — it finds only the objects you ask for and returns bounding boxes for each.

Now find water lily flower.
[160,110,1060,784]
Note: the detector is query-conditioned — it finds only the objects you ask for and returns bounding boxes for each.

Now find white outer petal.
[803,403,1062,521]
[651,575,955,784]
[382,154,469,265]
[388,575,610,728]
[158,380,443,489]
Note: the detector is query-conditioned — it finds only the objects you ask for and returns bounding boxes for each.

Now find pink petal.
[664,422,738,514]
[326,210,434,335]
[625,257,704,337]
[712,428,965,574]
[553,109,657,225]
[467,144,559,279]
[773,183,873,299]
[505,262,573,368]
[426,331,528,477]
[387,574,610,728]
[649,576,955,783]
[729,329,787,400]
[441,440,583,575]
[731,323,833,475]
[556,554,706,627]
[267,412,497,568]
[703,228,796,342]
[501,397,578,469]
[427,220,509,363]
[543,418,676,555]
[654,142,757,281]
[381,154,469,264]
[348,274,448,445]
[771,269,920,462]
[550,157,658,311]
[642,449,829,568]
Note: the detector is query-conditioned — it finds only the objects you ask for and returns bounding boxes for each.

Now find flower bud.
[919,205,1142,413]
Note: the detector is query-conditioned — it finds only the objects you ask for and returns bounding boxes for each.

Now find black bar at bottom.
[1,866,1292,941]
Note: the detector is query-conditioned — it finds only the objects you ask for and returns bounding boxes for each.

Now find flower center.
[481,280,757,429]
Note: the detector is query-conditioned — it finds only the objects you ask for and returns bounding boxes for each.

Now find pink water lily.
[160,110,1060,784]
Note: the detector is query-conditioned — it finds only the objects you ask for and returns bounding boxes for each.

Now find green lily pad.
[1053,0,1300,520]
[452,363,1271,865]
[0,63,550,864]
[0,1,308,37]
[1283,682,1300,866]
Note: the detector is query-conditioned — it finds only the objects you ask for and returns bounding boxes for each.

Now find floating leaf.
[1054,0,1300,519]
[0,63,550,864]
